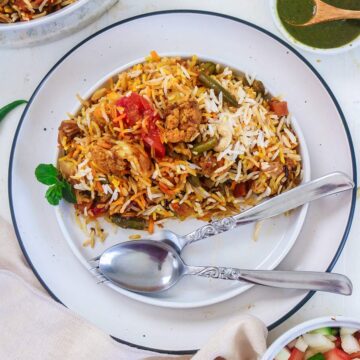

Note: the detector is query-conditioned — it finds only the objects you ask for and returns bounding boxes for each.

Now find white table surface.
[0,0,359,348]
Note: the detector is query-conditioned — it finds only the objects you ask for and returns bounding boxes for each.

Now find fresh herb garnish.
[0,100,27,122]
[61,180,77,204]
[35,164,76,206]
[35,163,58,185]
[45,183,64,206]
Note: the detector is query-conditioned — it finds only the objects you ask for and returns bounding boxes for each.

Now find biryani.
[56,52,302,243]
[0,0,76,23]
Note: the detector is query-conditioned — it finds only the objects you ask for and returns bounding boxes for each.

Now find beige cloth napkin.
[0,216,268,360]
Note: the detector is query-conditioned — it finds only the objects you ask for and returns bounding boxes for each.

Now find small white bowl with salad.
[263,316,360,360]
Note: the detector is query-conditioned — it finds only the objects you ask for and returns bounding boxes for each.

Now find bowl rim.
[0,0,89,29]
[262,316,360,359]
[269,0,360,55]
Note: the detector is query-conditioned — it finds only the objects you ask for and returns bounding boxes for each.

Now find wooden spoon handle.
[314,0,360,22]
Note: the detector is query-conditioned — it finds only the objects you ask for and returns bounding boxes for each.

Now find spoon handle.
[186,266,352,295]
[304,0,360,26]
[182,172,353,246]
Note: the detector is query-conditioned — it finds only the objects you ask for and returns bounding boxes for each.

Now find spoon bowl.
[99,241,184,293]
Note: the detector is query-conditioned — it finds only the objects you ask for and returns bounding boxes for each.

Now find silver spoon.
[97,240,352,295]
[144,172,354,252]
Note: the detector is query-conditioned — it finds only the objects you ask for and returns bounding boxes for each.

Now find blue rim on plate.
[8,10,357,355]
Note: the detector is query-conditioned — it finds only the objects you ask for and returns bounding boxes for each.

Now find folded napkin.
[0,216,268,360]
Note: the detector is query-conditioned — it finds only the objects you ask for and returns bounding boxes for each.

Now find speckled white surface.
[0,0,359,349]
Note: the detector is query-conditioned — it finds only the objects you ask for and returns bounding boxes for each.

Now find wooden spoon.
[299,0,360,26]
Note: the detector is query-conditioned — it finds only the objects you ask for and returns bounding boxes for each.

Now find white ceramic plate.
[9,11,356,353]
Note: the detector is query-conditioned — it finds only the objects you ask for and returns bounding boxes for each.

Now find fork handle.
[186,266,352,295]
[181,172,353,247]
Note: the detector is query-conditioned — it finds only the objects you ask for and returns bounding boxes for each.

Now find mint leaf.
[35,164,59,185]
[45,184,63,205]
[61,181,76,204]
[36,163,77,206]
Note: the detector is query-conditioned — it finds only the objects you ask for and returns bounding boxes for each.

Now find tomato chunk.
[354,332,360,342]
[89,205,107,218]
[269,100,289,116]
[233,182,248,198]
[324,348,351,360]
[116,92,153,126]
[14,0,28,11]
[334,337,342,348]
[350,352,360,359]
[142,117,165,158]
[171,202,194,219]
[116,92,165,158]
[289,348,305,360]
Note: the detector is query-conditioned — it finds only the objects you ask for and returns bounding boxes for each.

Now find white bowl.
[263,316,360,359]
[54,54,310,309]
[269,0,360,54]
[0,0,118,47]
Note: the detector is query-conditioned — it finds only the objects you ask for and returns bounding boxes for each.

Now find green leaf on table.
[45,184,63,206]
[35,164,59,185]
[0,100,27,122]
[61,181,77,204]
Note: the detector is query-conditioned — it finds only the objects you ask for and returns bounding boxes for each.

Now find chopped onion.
[341,334,360,354]
[303,333,335,352]
[275,348,291,360]
[340,328,357,336]
[295,336,309,352]
[287,338,297,349]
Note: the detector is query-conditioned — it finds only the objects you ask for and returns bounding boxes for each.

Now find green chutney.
[277,0,360,49]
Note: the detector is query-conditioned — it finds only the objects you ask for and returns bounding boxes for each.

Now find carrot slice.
[148,218,154,234]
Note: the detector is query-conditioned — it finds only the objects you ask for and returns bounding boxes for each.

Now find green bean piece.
[252,79,265,95]
[0,100,27,122]
[218,182,226,193]
[241,76,250,87]
[192,138,217,154]
[188,175,201,187]
[200,62,216,75]
[202,177,215,189]
[110,215,146,230]
[199,72,238,107]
